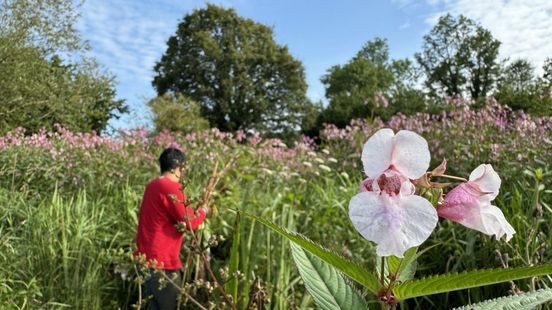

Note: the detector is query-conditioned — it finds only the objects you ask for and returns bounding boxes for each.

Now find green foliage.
[543,58,552,85]
[387,58,427,116]
[0,124,550,308]
[393,265,552,300]
[386,246,425,282]
[453,289,552,310]
[0,188,137,308]
[225,212,240,303]
[499,59,535,93]
[416,14,501,100]
[243,211,381,294]
[0,0,127,134]
[0,0,83,53]
[152,4,313,135]
[147,93,209,134]
[290,243,368,310]
[318,38,430,131]
[495,59,552,116]
[319,38,394,127]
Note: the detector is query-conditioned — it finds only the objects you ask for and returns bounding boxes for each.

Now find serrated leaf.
[291,243,368,310]
[453,288,552,310]
[243,212,381,294]
[393,265,552,300]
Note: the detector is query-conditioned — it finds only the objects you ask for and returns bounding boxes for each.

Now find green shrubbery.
[0,98,550,308]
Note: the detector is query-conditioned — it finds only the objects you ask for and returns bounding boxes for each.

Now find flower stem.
[434,173,467,182]
[380,257,385,286]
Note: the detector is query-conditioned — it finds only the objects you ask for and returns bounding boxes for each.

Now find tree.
[0,0,83,54]
[543,57,552,85]
[0,41,126,134]
[152,4,312,135]
[0,0,127,135]
[498,59,535,92]
[416,14,501,100]
[387,58,427,116]
[147,94,209,134]
[319,38,394,127]
[318,38,428,128]
[495,58,552,115]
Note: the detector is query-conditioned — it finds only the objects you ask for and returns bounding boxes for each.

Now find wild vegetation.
[1,0,551,309]
[1,98,550,308]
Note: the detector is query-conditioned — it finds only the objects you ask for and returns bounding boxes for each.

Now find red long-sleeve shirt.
[135,177,206,270]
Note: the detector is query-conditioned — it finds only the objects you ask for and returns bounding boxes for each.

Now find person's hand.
[199,206,211,217]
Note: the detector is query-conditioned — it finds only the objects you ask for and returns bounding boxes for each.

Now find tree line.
[1,2,550,137]
[0,0,126,135]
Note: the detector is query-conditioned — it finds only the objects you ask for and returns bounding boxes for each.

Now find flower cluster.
[349,128,515,257]
[322,99,552,180]
[0,125,325,198]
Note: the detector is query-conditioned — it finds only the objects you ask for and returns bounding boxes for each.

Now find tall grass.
[0,167,549,308]
[0,186,139,309]
[0,113,550,308]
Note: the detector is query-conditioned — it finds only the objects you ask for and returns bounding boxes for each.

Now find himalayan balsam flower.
[349,129,438,257]
[438,164,515,241]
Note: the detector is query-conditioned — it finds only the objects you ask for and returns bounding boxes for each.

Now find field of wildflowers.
[0,99,550,308]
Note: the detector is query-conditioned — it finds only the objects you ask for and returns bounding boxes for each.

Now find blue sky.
[76,0,552,130]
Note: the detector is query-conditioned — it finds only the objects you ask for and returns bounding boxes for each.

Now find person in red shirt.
[135,147,207,309]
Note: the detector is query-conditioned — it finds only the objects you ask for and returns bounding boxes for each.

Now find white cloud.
[426,0,552,72]
[79,0,187,83]
[78,0,254,129]
[399,21,412,30]
[77,0,213,129]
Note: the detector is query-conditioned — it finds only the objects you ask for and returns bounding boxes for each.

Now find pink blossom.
[235,130,245,142]
[375,91,389,108]
[361,128,431,180]
[438,164,515,241]
[349,129,437,257]
[350,192,436,257]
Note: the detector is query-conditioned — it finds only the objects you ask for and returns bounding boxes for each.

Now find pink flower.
[361,128,431,180]
[349,129,437,257]
[235,130,245,142]
[438,164,515,241]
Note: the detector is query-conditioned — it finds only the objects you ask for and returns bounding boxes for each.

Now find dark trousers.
[144,269,182,310]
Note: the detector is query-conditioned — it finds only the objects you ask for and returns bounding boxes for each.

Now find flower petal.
[480,205,515,241]
[438,185,514,241]
[349,192,437,257]
[391,130,431,179]
[361,129,394,179]
[438,184,483,229]
[469,164,501,201]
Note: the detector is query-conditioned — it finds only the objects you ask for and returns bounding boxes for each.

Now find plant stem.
[160,270,208,310]
[380,257,385,286]
[434,173,467,182]
[186,219,236,309]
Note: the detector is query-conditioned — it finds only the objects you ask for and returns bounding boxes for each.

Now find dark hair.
[159,147,185,173]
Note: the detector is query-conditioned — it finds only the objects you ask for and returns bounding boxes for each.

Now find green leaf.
[386,247,418,282]
[387,244,439,282]
[243,212,381,294]
[290,243,368,310]
[225,212,241,302]
[393,265,552,300]
[453,288,552,310]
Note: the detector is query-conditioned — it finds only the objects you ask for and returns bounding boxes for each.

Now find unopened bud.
[533,203,543,218]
